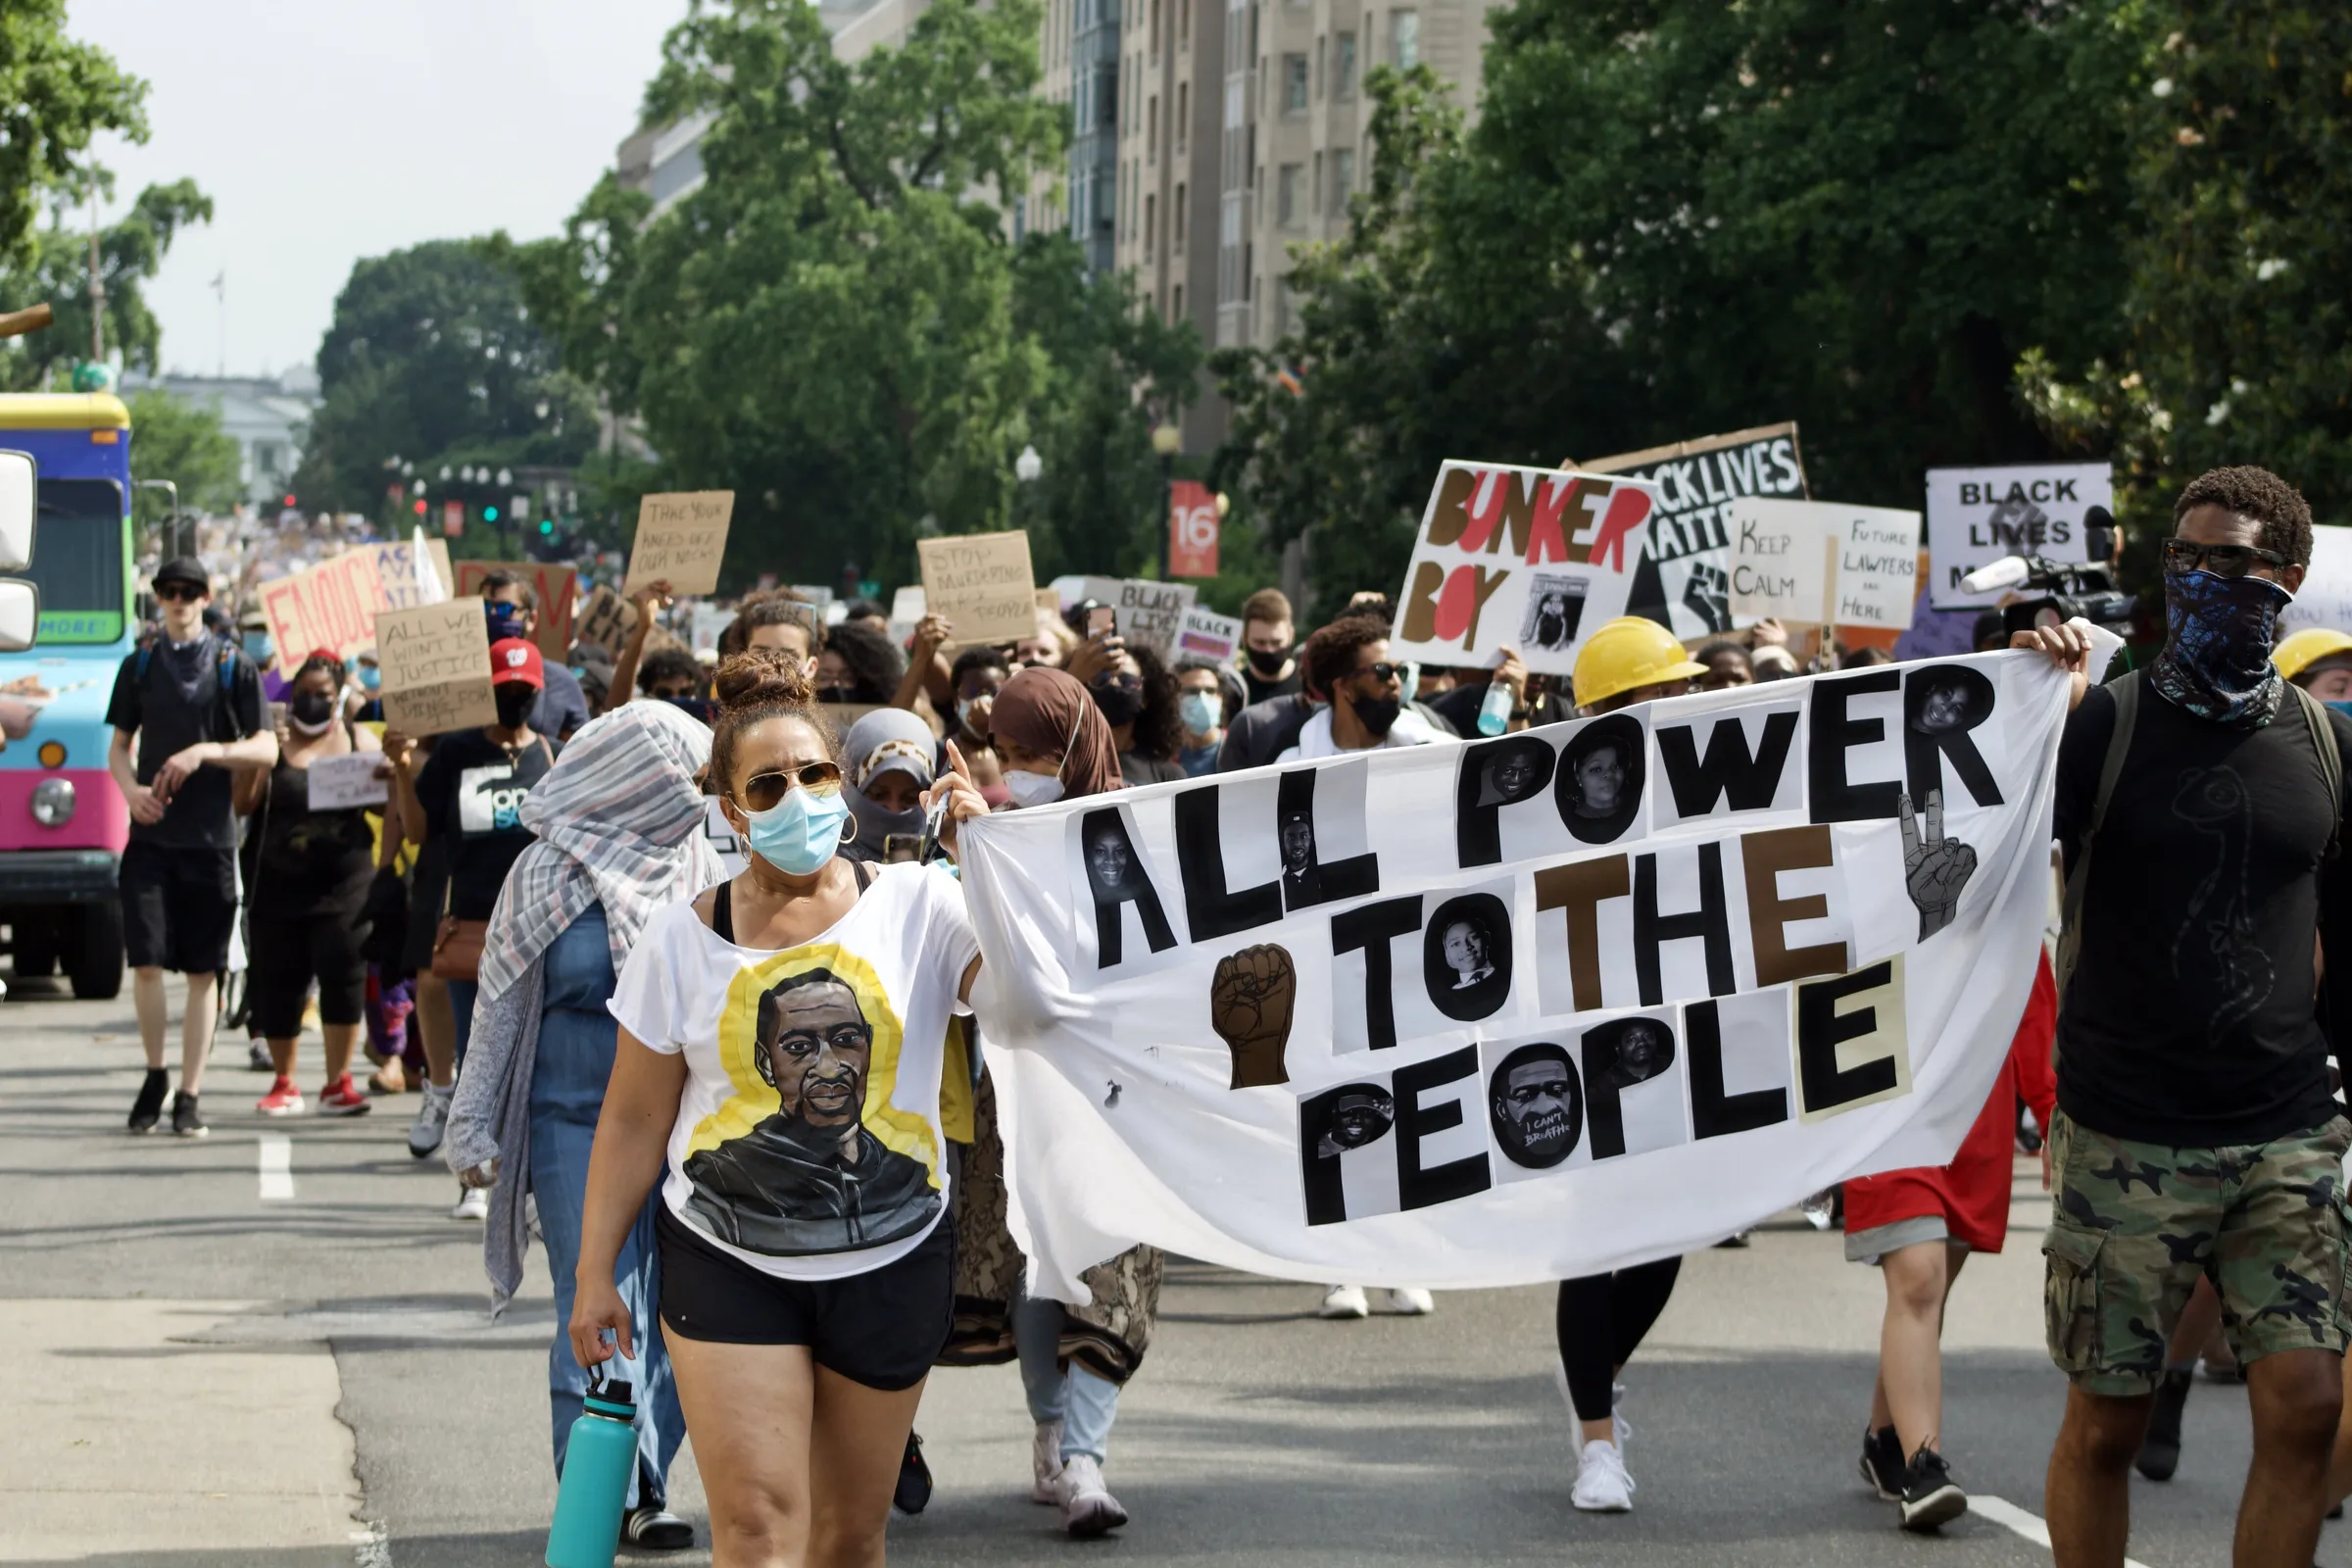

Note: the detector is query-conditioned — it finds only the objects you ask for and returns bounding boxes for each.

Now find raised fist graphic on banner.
[1900,788,1977,941]
[1211,944,1298,1089]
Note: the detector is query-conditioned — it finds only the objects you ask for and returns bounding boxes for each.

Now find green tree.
[293,239,596,518]
[520,0,1200,591]
[0,1,147,270]
[1221,2,2148,617]
[124,388,242,548]
[0,179,216,391]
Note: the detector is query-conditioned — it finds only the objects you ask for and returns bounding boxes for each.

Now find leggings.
[1555,1256,1683,1422]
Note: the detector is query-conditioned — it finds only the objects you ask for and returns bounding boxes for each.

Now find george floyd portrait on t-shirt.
[682,965,938,1255]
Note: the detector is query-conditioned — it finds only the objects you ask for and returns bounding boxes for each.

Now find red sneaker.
[256,1077,305,1116]
[317,1075,372,1117]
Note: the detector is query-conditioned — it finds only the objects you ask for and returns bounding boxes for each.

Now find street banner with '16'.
[958,653,2068,1300]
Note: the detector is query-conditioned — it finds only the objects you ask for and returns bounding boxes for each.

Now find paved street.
[0,976,2303,1567]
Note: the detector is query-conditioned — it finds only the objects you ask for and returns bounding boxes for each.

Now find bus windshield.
[28,478,127,644]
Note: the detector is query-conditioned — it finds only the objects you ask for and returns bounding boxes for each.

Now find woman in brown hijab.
[935,662,1158,1538]
[986,665,1124,804]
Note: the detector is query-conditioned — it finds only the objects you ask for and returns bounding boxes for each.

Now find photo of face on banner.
[1557,713,1646,845]
[1486,1039,1585,1175]
[1577,1009,1691,1161]
[1328,878,1522,1054]
[1070,803,1180,975]
[1298,1080,1402,1224]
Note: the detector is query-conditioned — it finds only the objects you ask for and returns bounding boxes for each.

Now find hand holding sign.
[1211,944,1298,1089]
[1899,789,1976,941]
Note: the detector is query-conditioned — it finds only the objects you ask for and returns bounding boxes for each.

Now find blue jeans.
[1013,1290,1121,1464]
[448,977,477,1066]
[531,906,682,1510]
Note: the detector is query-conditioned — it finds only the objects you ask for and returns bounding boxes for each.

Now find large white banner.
[961,654,2068,1299]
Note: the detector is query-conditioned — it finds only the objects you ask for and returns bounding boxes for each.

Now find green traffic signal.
[484,505,500,522]
[539,518,555,535]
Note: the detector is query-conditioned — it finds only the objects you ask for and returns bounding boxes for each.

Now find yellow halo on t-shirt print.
[682,942,941,1190]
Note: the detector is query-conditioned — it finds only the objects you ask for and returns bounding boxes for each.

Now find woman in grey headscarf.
[840,707,938,862]
[446,702,721,1552]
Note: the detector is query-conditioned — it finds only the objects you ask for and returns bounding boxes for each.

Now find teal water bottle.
[545,1370,636,1568]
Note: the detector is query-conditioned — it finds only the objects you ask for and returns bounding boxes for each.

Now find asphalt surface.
[0,974,2314,1566]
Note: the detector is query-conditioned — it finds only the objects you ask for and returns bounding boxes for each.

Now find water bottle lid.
[589,1369,636,1408]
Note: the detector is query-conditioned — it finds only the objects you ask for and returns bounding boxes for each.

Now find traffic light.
[412,499,427,515]
[281,493,296,508]
[484,506,500,522]
[539,518,555,535]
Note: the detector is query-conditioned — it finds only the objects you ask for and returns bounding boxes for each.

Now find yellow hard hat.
[2273,627,2352,684]
[1572,616,1710,710]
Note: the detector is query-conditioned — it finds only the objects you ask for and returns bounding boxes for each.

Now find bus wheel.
[70,902,123,1001]
[13,918,57,978]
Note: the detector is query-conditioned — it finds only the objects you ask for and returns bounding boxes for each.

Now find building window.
[1277,163,1303,225]
[1149,94,1159,160]
[1244,243,1253,293]
[1312,151,1322,215]
[1172,283,1184,320]
[1315,35,1325,100]
[1176,82,1188,154]
[1335,31,1357,99]
[1390,8,1418,69]
[1175,181,1187,243]
[1332,148,1354,212]
[1181,0,1191,48]
[1150,0,1161,56]
[1283,53,1307,112]
[1146,192,1156,249]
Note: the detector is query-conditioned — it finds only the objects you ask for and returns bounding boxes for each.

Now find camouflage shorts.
[2043,1109,2352,1396]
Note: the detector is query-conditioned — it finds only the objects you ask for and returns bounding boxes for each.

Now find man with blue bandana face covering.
[2015,466,2352,1568]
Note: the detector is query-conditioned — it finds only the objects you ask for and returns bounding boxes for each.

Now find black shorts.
[656,1205,955,1392]
[398,838,449,976]
[246,911,368,1039]
[118,841,237,974]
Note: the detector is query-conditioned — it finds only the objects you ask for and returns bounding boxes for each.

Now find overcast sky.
[70,0,683,380]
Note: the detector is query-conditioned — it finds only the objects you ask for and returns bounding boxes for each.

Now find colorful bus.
[0,393,138,997]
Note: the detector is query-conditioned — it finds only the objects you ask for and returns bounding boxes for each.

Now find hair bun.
[711,647,814,713]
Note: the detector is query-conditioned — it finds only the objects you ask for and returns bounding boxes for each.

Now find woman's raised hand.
[921,739,992,860]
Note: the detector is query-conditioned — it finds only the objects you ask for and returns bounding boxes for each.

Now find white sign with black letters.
[1926,463,2112,610]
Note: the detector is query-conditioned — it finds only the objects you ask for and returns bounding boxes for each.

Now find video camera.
[1959,506,2136,637]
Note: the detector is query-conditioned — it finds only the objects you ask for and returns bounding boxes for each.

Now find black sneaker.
[2135,1368,2191,1481]
[127,1069,169,1134]
[617,1505,693,1550]
[894,1430,934,1515]
[1899,1446,1966,1532]
[1859,1424,1904,1501]
[171,1090,208,1139]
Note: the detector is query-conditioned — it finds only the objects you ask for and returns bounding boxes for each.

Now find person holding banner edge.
[2013,466,2352,1568]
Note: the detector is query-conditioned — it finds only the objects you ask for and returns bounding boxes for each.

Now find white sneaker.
[1381,1287,1436,1315]
[1572,1439,1635,1512]
[1320,1284,1370,1319]
[1029,1419,1063,1504]
[1054,1453,1128,1538]
[450,1184,490,1221]
[408,1084,452,1159]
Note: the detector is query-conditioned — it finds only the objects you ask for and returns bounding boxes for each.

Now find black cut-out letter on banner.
[1633,843,1736,1006]
[1809,668,1903,823]
[1080,808,1176,968]
[1902,663,2003,808]
[1795,962,1899,1113]
[1331,897,1423,1052]
[1394,1046,1493,1211]
[1655,710,1798,818]
[1278,765,1380,911]
[1686,999,1788,1139]
[1173,785,1283,942]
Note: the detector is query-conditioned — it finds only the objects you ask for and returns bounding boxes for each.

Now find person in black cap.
[105,558,275,1138]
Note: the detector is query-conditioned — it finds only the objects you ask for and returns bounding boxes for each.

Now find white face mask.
[1004,768,1065,808]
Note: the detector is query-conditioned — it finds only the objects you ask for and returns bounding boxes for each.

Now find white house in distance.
[121,367,322,509]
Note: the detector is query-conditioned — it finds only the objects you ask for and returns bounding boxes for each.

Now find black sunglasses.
[2161,539,2289,578]
[154,582,205,603]
[1352,662,1404,684]
[737,760,844,813]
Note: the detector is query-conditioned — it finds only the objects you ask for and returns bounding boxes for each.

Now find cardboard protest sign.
[573,584,684,656]
[453,561,576,662]
[1580,423,1807,638]
[1168,480,1220,578]
[957,652,2071,1296]
[1112,579,1197,661]
[305,752,390,811]
[256,551,387,662]
[916,530,1037,646]
[1925,464,2112,609]
[370,540,444,611]
[1176,607,1244,664]
[2281,526,2352,638]
[375,601,497,735]
[1389,463,1661,676]
[626,491,734,596]
[1729,500,1922,630]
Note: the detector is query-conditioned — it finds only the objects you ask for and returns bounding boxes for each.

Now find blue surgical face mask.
[1179,691,1220,736]
[736,784,851,875]
[2328,701,2352,719]
[1397,662,1421,707]
[242,631,272,663]
[358,664,381,691]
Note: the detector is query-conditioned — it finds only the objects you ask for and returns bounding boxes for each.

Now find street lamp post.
[1014,442,1043,536]
[1150,421,1182,576]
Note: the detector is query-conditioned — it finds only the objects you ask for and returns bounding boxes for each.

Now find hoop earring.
[841,812,858,845]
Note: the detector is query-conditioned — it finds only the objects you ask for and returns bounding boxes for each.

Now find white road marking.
[258,1133,294,1200]
[1974,1493,2154,1568]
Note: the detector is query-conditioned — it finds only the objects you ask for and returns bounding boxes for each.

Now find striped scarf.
[479,702,724,1003]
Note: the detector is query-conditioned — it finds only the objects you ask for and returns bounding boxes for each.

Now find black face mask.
[1247,647,1291,679]
[1349,694,1402,738]
[494,684,536,729]
[289,690,334,728]
[814,685,857,705]
[1092,674,1145,727]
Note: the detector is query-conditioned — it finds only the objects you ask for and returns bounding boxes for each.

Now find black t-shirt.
[1120,750,1188,787]
[1430,681,1492,739]
[2055,679,2352,1146]
[416,730,560,920]
[1243,662,1303,707]
[105,636,268,851]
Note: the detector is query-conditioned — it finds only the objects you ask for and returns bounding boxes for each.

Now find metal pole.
[135,480,179,562]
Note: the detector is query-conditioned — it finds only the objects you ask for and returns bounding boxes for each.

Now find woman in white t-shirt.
[569,648,989,1565]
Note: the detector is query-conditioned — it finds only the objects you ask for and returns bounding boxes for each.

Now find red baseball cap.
[489,637,545,689]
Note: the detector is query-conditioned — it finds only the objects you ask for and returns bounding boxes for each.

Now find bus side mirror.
[0,580,38,654]
[0,450,34,574]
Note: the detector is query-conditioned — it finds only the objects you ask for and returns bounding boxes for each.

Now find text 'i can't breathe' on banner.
[958,653,2070,1298]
